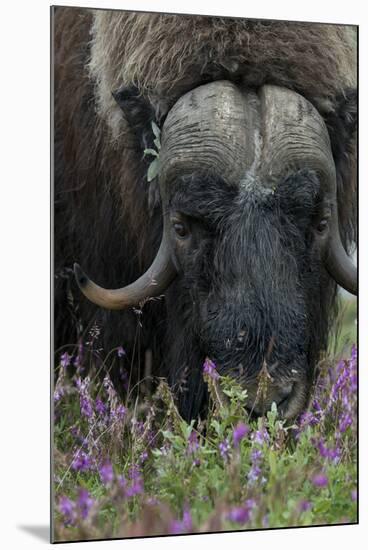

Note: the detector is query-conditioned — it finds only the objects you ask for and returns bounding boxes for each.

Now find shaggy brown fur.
[54,7,166,390]
[89,12,356,134]
[53,7,357,408]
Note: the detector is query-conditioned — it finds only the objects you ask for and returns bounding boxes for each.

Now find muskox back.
[53,7,356,404]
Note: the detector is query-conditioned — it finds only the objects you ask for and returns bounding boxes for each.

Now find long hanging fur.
[53,7,357,414]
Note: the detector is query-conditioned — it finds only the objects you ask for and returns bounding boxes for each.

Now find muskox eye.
[316,219,329,233]
[173,222,188,238]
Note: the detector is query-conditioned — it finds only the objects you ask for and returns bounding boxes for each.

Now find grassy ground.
[330,297,357,357]
[52,297,357,542]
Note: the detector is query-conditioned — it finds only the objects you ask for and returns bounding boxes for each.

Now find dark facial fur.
[164,172,334,420]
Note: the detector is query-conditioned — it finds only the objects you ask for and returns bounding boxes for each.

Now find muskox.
[53,7,357,421]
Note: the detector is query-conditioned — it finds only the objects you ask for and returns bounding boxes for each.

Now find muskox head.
[74,81,357,420]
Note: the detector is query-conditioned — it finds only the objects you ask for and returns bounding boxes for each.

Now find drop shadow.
[17,525,50,543]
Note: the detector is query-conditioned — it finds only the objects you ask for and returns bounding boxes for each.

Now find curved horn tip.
[73,263,88,288]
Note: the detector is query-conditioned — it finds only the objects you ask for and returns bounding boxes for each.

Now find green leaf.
[161,430,174,439]
[313,499,331,515]
[151,448,163,457]
[210,419,222,436]
[144,148,158,157]
[180,419,195,439]
[147,158,159,182]
[268,450,277,476]
[151,121,161,139]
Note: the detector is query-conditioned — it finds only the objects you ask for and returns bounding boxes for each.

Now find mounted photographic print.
[51,5,358,543]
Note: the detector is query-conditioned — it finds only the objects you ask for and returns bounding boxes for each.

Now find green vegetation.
[53,299,357,542]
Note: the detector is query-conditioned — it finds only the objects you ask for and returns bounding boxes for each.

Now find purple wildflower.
[219,439,231,461]
[71,450,92,472]
[233,422,249,447]
[53,387,64,402]
[139,451,148,464]
[329,358,354,411]
[248,448,263,485]
[76,377,94,419]
[351,489,357,501]
[187,431,199,454]
[99,461,114,485]
[129,464,141,481]
[125,480,144,497]
[312,472,328,488]
[131,419,145,437]
[251,448,262,462]
[248,463,262,484]
[296,411,319,434]
[95,398,107,416]
[81,397,93,418]
[170,521,183,534]
[203,357,219,380]
[125,465,144,497]
[182,509,193,531]
[339,413,352,433]
[299,500,312,512]
[60,352,71,369]
[227,499,256,524]
[103,374,116,399]
[74,341,84,369]
[313,439,340,463]
[187,431,200,465]
[111,404,126,420]
[146,429,156,448]
[59,496,74,516]
[252,427,270,446]
[59,496,76,525]
[77,489,94,519]
[227,506,250,524]
[170,508,193,534]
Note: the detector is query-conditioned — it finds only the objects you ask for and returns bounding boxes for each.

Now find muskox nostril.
[276,384,293,404]
[245,379,295,418]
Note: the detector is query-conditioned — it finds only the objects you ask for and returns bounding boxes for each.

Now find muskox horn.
[74,219,176,310]
[74,80,249,311]
[323,208,357,295]
[159,80,254,187]
[258,85,357,296]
